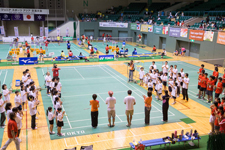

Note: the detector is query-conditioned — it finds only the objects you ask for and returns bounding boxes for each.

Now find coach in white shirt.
[105,91,116,127]
[149,61,157,70]
[162,61,169,74]
[124,90,136,127]
[45,72,52,95]
[182,73,189,101]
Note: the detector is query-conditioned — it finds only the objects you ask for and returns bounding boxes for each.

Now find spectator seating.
[124,3,147,14]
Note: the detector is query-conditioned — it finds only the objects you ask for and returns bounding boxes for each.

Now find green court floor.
[89,42,153,55]
[0,69,14,147]
[36,65,187,140]
[0,44,11,60]
[142,61,222,108]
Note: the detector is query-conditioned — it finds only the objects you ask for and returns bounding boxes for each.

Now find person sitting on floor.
[69,50,73,58]
[172,50,179,56]
[132,48,137,56]
[161,49,167,59]
[152,45,156,52]
[61,51,65,58]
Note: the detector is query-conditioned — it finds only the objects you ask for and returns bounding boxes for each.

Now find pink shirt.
[181,48,185,51]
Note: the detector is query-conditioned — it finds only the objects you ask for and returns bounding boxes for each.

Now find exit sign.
[190,39,195,42]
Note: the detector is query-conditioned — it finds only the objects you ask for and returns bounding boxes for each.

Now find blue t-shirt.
[67,43,71,49]
[122,42,126,45]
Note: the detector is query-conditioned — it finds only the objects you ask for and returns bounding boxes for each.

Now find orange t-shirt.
[138,35,141,39]
[40,49,43,53]
[212,107,217,116]
[31,37,34,41]
[215,112,221,126]
[88,41,90,45]
[223,74,225,83]
[90,48,94,52]
[144,97,152,107]
[198,74,204,85]
[25,42,28,47]
[153,47,156,50]
[8,119,18,138]
[213,71,219,82]
[207,80,214,91]
[90,100,99,112]
[116,47,119,52]
[201,77,208,88]
[105,46,109,51]
[215,82,223,94]
[199,68,204,74]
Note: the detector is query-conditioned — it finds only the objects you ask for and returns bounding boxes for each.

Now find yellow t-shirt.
[90,100,99,112]
[61,52,65,57]
[57,36,60,41]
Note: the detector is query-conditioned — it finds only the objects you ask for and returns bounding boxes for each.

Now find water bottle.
[140,138,142,144]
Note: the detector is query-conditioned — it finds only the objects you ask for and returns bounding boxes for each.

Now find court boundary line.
[3,70,8,84]
[73,67,85,79]
[64,123,193,147]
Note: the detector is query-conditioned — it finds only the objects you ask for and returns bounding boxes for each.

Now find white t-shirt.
[45,75,52,86]
[139,70,145,79]
[0,99,5,113]
[53,95,58,108]
[28,101,37,116]
[172,86,177,97]
[22,75,28,85]
[151,74,157,83]
[21,90,27,102]
[183,77,189,89]
[169,80,174,87]
[29,91,36,100]
[173,68,178,79]
[148,82,153,88]
[177,77,182,87]
[90,36,93,40]
[15,113,22,129]
[124,96,136,110]
[56,82,62,93]
[55,101,61,111]
[105,97,116,111]
[162,76,168,82]
[57,112,63,121]
[150,64,157,70]
[48,111,54,121]
[50,82,55,90]
[162,65,169,73]
[26,79,31,86]
[180,71,185,78]
[157,83,163,93]
[14,95,21,107]
[6,109,12,122]
[3,89,10,102]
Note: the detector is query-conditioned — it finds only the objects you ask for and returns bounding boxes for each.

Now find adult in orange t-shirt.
[105,45,109,55]
[143,91,152,125]
[152,45,156,52]
[215,77,223,98]
[1,112,19,150]
[198,64,205,74]
[213,67,219,84]
[222,69,225,94]
[207,76,214,102]
[90,94,99,128]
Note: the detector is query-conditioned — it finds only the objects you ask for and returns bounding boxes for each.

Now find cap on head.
[108,91,113,96]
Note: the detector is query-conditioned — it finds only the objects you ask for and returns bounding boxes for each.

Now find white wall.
[49,21,74,37]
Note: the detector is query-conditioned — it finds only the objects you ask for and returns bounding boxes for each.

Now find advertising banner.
[180,28,188,38]
[162,26,168,35]
[169,27,181,37]
[189,30,204,41]
[45,27,48,37]
[141,24,149,32]
[0,14,11,21]
[217,32,225,45]
[0,26,5,35]
[148,25,153,32]
[99,55,114,61]
[14,27,19,36]
[130,23,136,30]
[19,57,38,65]
[204,31,214,42]
[153,26,162,34]
[12,14,23,20]
[40,27,43,37]
[56,28,60,36]
[99,22,128,28]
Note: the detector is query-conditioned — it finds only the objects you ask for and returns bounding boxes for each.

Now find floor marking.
[62,115,174,130]
[73,67,85,79]
[98,93,123,122]
[176,122,184,129]
[61,76,114,81]
[64,138,68,147]
[3,70,8,84]
[65,125,193,147]
[74,137,79,145]
[62,105,72,129]
[129,129,135,136]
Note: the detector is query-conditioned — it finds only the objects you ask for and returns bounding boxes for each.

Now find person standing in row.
[105,91,116,127]
[124,90,136,127]
[143,91,152,125]
[45,72,52,96]
[2,84,11,103]
[162,61,168,74]
[1,112,20,150]
[0,93,6,128]
[182,73,189,101]
[90,94,99,128]
[128,60,135,82]
[28,95,38,130]
[162,90,170,122]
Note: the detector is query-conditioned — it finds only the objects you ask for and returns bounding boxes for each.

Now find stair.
[184,17,203,26]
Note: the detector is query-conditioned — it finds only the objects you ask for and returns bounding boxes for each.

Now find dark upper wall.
[9,0,34,8]
[80,22,225,65]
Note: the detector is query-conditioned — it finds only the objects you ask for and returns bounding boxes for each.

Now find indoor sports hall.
[0,0,225,150]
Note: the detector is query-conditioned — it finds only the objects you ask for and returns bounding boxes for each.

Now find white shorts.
[209,115,215,123]
[139,39,141,42]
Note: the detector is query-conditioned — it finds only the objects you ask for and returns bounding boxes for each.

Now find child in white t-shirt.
[20,86,28,111]
[156,77,163,100]
[162,72,168,91]
[144,73,149,87]
[148,79,153,92]
[14,91,22,113]
[2,84,11,103]
[47,107,55,134]
[139,67,145,86]
[57,108,65,136]
[168,77,174,97]
[171,82,178,104]
[0,93,6,128]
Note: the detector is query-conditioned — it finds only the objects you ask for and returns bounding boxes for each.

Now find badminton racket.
[84,108,90,110]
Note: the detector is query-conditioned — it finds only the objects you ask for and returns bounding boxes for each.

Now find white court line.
[62,115,174,130]
[0,70,3,76]
[65,125,193,147]
[5,45,11,59]
[3,70,8,84]
[62,105,72,129]
[73,67,85,79]
[74,137,79,145]
[64,138,68,147]
[176,122,184,129]
[101,65,175,116]
[62,90,139,98]
[61,76,114,81]
[98,93,123,122]
[129,129,135,136]
[64,111,159,123]
[52,43,57,48]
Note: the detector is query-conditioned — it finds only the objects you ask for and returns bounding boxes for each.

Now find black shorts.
[198,85,201,89]
[158,93,162,95]
[22,102,25,106]
[59,93,61,98]
[172,96,176,99]
[200,87,206,91]
[106,51,109,54]
[169,86,172,92]
[223,83,225,88]
[116,52,119,55]
[47,86,50,93]
[206,90,213,96]
[57,121,64,127]
[163,81,167,86]
[148,87,153,92]
[17,105,22,111]
[155,89,157,92]
[49,120,54,125]
[180,82,183,86]
[215,93,220,98]
[90,52,94,54]
[67,47,70,50]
